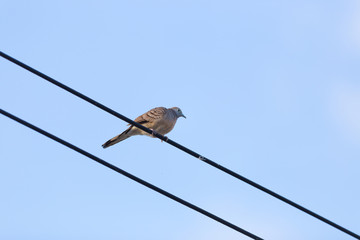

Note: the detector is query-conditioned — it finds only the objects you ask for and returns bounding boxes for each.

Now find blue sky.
[1,0,360,239]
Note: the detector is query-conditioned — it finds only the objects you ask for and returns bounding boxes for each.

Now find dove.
[102,107,186,148]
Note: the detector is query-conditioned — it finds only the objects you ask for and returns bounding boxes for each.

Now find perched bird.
[102,107,186,148]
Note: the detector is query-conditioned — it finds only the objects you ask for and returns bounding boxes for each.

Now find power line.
[0,108,262,240]
[1,51,359,239]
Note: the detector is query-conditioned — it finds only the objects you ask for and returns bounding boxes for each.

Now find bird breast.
[153,117,177,135]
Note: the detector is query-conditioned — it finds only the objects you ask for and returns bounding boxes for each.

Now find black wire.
[1,51,359,239]
[0,108,263,240]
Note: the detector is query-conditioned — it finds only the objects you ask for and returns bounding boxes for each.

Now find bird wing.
[133,107,167,124]
[125,107,167,133]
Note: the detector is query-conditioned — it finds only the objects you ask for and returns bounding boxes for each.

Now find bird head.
[171,107,186,119]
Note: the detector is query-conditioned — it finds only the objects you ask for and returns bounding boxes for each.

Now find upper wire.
[1,51,359,239]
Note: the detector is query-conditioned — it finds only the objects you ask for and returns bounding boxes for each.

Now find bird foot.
[150,129,168,142]
[150,129,158,137]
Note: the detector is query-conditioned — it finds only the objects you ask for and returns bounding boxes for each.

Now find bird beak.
[181,113,186,119]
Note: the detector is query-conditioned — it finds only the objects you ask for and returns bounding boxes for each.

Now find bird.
[102,107,186,148]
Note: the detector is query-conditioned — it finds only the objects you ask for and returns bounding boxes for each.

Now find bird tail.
[102,127,132,148]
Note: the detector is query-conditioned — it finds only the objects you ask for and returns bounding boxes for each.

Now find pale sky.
[1,1,360,239]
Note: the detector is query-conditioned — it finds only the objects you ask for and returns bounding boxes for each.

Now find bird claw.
[150,129,168,142]
[150,129,157,137]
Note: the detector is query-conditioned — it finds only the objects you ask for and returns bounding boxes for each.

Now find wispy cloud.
[329,81,360,142]
[343,1,360,51]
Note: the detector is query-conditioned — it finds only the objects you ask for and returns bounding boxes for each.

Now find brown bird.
[102,107,186,148]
